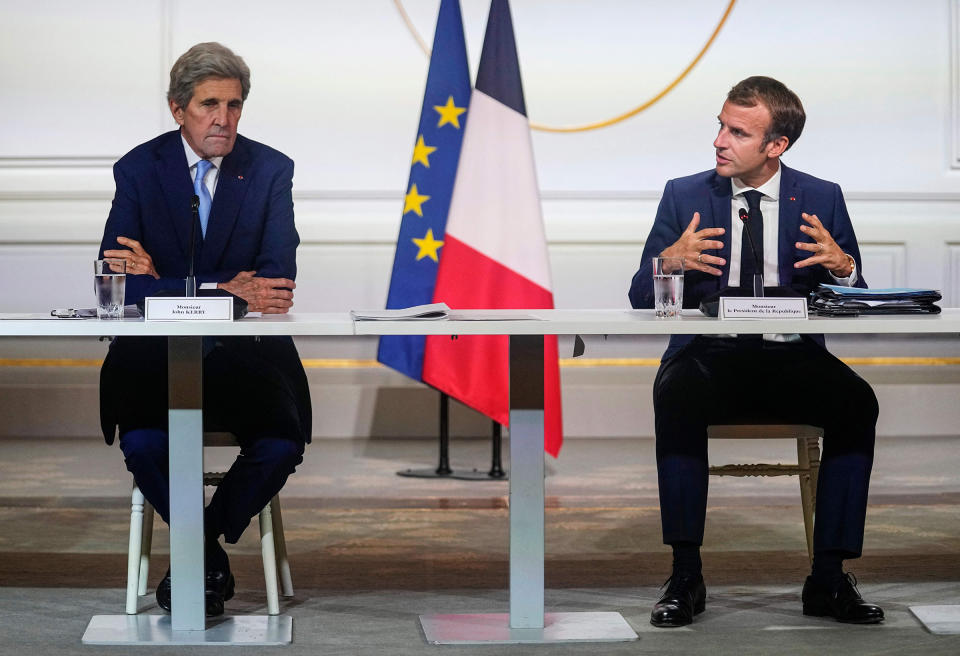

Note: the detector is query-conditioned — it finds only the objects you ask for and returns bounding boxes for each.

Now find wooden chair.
[125,432,293,615]
[707,424,822,562]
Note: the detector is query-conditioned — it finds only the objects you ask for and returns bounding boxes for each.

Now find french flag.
[422,0,563,456]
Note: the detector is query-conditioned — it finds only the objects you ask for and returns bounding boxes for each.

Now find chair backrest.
[707,424,823,440]
[203,431,239,447]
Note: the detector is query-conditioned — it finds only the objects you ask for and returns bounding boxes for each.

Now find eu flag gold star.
[411,135,437,168]
[412,228,444,262]
[403,183,430,217]
[433,96,466,129]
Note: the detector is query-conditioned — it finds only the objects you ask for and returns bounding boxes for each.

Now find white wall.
[1,1,959,438]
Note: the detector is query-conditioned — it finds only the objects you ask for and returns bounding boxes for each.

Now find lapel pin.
[789,196,796,201]
[237,175,244,180]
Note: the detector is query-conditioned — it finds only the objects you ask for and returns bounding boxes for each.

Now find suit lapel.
[154,131,194,260]
[708,173,733,288]
[777,163,803,286]
[200,137,251,271]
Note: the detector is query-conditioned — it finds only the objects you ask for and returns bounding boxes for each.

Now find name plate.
[144,297,233,321]
[719,297,808,320]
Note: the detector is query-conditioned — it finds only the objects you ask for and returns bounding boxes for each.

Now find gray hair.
[167,42,250,109]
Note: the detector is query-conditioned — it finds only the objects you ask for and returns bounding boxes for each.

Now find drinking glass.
[652,256,684,318]
[94,259,126,319]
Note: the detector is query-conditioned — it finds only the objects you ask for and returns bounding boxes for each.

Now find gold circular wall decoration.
[393,0,737,133]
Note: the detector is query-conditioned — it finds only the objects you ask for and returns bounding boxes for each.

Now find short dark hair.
[727,76,805,152]
[167,42,250,110]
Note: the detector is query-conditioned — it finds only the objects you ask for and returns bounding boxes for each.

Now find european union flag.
[377,0,471,381]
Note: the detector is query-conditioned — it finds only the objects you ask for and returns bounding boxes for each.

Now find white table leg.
[83,335,291,645]
[418,335,636,644]
[167,336,206,631]
[508,335,545,629]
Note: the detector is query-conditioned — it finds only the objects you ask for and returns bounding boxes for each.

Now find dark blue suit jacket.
[629,164,866,360]
[98,130,310,444]
[99,130,299,302]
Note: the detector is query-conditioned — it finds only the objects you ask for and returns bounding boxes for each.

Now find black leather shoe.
[156,568,172,612]
[157,567,235,616]
[650,572,706,627]
[204,567,236,617]
[802,572,884,624]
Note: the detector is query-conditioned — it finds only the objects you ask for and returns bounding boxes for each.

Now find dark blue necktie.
[739,190,764,289]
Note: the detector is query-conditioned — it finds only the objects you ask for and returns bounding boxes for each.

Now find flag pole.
[396,392,454,478]
[451,421,508,480]
[398,395,510,481]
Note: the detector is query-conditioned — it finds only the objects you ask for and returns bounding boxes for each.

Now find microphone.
[738,207,764,297]
[186,194,200,296]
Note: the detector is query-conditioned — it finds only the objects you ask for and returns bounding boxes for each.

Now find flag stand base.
[396,393,508,481]
[396,467,455,478]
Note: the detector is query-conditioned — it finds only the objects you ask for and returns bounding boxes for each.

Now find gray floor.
[2,435,960,654]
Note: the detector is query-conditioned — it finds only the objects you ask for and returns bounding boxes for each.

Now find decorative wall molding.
[953,0,960,168]
[4,185,960,202]
[1,361,958,439]
[160,0,174,128]
[0,158,117,169]
[1,194,958,250]
[860,244,906,289]
[948,245,960,306]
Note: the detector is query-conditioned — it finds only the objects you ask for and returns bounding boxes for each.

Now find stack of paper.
[809,284,941,316]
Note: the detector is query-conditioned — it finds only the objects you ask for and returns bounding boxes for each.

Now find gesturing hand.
[659,212,727,276]
[103,236,160,279]
[794,213,854,276]
[219,271,296,314]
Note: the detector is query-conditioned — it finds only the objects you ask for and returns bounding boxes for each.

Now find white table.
[3,309,959,644]
[355,309,960,643]
[0,313,353,646]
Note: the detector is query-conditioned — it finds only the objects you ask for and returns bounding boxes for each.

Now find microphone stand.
[738,208,764,297]
[186,194,199,296]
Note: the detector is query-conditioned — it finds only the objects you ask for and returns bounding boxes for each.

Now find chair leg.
[138,501,154,596]
[126,485,146,614]
[271,496,294,598]
[796,437,818,564]
[259,502,280,615]
[806,436,821,508]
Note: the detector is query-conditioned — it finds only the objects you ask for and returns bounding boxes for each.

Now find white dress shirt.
[181,134,223,200]
[722,162,856,341]
[727,163,857,288]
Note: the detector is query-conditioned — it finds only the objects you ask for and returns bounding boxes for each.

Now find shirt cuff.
[828,260,858,287]
[199,282,218,290]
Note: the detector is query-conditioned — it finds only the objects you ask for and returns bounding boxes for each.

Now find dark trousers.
[112,339,308,544]
[120,429,303,544]
[653,335,878,558]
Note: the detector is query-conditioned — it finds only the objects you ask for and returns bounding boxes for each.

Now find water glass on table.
[652,256,684,318]
[94,258,126,319]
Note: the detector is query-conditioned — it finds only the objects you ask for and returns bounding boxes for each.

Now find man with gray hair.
[98,42,311,616]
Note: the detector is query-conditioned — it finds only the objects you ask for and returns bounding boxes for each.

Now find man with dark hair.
[629,76,883,627]
[98,42,310,616]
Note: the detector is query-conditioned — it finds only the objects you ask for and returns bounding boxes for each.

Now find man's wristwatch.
[832,253,856,278]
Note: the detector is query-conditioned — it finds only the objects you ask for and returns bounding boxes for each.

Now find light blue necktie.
[193,159,213,237]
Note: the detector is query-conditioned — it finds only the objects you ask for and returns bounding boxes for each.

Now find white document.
[350,302,450,320]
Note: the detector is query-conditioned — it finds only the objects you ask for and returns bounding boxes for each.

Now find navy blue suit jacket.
[99,130,299,302]
[98,130,310,444]
[628,164,866,360]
